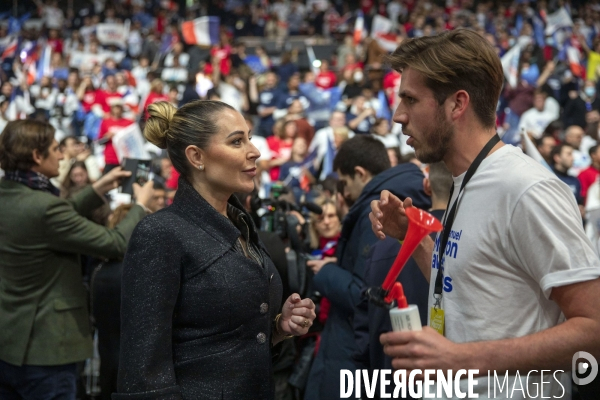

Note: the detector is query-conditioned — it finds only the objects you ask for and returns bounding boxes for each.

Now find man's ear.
[354,166,370,182]
[449,90,470,122]
[31,149,44,166]
[423,177,432,197]
[185,145,204,170]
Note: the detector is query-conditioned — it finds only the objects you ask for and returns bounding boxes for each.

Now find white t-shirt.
[42,6,64,30]
[428,145,600,399]
[252,135,272,199]
[517,107,557,139]
[372,132,400,148]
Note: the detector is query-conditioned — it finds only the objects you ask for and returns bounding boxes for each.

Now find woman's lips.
[243,168,257,177]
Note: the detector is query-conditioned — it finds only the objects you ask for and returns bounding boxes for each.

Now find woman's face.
[315,203,341,239]
[284,122,297,139]
[199,109,261,195]
[374,120,389,135]
[70,166,88,188]
[292,137,307,157]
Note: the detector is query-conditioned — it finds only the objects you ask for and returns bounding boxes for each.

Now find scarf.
[3,170,61,197]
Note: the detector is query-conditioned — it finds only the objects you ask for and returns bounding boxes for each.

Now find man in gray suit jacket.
[0,120,154,399]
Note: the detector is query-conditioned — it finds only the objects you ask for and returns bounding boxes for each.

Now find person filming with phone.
[0,120,154,399]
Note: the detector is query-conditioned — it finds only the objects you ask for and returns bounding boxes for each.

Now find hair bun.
[144,101,177,149]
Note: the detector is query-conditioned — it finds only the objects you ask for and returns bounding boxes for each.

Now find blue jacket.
[352,209,445,399]
[305,163,431,400]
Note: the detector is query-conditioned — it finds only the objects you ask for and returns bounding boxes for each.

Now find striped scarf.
[3,170,61,197]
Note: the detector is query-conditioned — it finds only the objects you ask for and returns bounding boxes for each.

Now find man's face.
[106,76,117,91]
[35,139,64,178]
[265,73,277,88]
[565,127,584,149]
[393,68,454,163]
[148,189,166,212]
[556,146,574,170]
[337,170,367,205]
[111,105,123,119]
[288,74,300,90]
[533,93,545,111]
[538,137,555,160]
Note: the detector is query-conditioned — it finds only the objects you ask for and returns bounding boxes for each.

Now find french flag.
[182,17,220,46]
[566,44,584,78]
[1,36,18,59]
[353,11,364,45]
[36,44,52,81]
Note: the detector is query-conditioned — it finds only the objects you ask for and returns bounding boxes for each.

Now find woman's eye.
[232,139,242,145]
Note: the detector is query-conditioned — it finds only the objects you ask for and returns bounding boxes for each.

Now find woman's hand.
[279,294,316,336]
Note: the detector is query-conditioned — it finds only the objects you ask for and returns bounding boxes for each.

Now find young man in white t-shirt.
[370,29,600,399]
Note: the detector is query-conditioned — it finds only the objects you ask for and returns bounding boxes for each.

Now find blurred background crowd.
[1,0,600,398]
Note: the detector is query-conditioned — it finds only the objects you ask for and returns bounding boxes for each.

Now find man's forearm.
[464,317,600,374]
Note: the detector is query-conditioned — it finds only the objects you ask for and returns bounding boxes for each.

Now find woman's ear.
[185,145,204,170]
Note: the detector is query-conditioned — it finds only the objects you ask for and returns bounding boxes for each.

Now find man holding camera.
[0,120,154,398]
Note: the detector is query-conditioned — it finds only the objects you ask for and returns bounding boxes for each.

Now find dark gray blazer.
[114,178,283,400]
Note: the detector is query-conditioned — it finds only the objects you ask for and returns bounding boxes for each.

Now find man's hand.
[307,257,337,275]
[369,190,413,240]
[92,167,131,196]
[380,327,472,372]
[133,180,155,211]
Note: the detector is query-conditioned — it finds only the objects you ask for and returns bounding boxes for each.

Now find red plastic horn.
[381,207,443,305]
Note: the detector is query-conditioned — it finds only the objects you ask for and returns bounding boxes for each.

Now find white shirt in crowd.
[42,5,64,30]
[161,68,188,84]
[429,145,600,399]
[569,148,591,177]
[217,82,244,112]
[163,53,190,68]
[251,135,272,199]
[517,107,558,139]
[371,133,400,149]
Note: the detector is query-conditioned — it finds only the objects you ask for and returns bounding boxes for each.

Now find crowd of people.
[1,0,600,399]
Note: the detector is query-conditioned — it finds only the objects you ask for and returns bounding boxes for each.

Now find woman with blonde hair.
[115,101,316,399]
